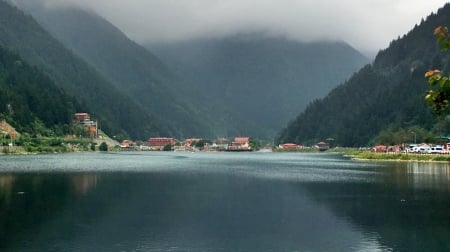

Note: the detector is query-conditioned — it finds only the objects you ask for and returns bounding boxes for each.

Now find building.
[0,120,19,146]
[74,113,98,138]
[279,143,303,150]
[372,145,387,153]
[212,138,230,151]
[184,138,202,148]
[148,137,175,150]
[74,113,90,123]
[228,137,251,151]
[120,140,136,148]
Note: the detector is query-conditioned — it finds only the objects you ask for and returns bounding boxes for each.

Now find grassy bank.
[1,136,98,154]
[344,150,450,162]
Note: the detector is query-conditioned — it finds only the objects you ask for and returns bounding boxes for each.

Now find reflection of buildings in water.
[0,174,16,205]
[71,174,98,196]
[406,162,450,189]
[0,174,15,190]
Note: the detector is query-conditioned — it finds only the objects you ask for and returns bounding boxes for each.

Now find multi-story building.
[228,137,251,151]
[148,137,175,150]
[74,113,98,138]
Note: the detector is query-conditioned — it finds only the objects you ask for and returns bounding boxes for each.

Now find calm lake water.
[0,152,449,251]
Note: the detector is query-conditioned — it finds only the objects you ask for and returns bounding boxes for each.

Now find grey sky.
[40,0,448,54]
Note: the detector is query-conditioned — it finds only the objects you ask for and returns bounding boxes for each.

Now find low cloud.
[36,0,448,53]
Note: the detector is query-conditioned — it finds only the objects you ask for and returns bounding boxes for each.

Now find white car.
[413,146,430,153]
[428,146,444,154]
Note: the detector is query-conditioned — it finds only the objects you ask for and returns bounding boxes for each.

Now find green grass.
[13,136,96,154]
[346,150,450,162]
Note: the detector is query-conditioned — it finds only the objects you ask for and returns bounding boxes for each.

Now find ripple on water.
[0,152,379,184]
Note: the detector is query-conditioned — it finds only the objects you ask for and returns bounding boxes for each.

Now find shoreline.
[348,156,450,163]
[3,148,450,163]
[343,151,450,163]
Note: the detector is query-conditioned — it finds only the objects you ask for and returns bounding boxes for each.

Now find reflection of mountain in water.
[0,171,385,251]
[0,174,73,249]
[1,157,449,251]
[298,163,450,251]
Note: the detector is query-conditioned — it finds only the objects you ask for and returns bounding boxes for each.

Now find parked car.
[413,146,430,153]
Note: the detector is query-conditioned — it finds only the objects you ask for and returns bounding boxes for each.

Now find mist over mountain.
[11,0,368,139]
[11,0,447,57]
[12,1,223,139]
[149,36,369,137]
[277,4,450,146]
[0,0,171,140]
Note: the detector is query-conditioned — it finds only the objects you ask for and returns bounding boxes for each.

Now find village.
[74,113,255,152]
[72,113,450,154]
[74,113,329,152]
[2,112,449,155]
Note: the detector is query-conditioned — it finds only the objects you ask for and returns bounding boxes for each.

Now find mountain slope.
[276,4,450,146]
[149,35,369,138]
[13,1,217,138]
[0,0,169,139]
[0,45,80,133]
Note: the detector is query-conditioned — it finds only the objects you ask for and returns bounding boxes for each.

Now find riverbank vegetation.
[344,149,450,162]
[274,147,450,162]
[1,135,99,154]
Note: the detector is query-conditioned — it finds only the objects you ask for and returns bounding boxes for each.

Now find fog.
[27,0,450,55]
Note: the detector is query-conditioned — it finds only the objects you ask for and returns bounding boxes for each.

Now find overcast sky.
[40,0,449,55]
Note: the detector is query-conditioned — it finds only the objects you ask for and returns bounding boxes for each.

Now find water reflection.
[299,161,450,252]
[406,162,450,190]
[0,173,75,250]
[0,174,15,205]
[0,153,449,251]
[72,174,98,196]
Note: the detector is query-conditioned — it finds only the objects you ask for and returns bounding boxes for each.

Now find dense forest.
[0,0,169,140]
[14,1,223,138]
[0,46,80,135]
[4,0,448,144]
[12,0,368,139]
[276,4,450,147]
[149,34,369,138]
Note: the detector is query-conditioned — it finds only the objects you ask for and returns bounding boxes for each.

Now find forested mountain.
[10,1,369,139]
[276,4,450,147]
[12,1,221,138]
[0,0,171,140]
[0,46,80,134]
[149,35,369,137]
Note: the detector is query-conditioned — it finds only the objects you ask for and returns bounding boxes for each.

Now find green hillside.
[0,0,168,140]
[14,2,219,138]
[0,46,79,134]
[149,35,369,138]
[276,4,450,147]
[11,1,369,139]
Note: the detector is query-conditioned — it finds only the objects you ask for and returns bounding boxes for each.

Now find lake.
[0,152,449,251]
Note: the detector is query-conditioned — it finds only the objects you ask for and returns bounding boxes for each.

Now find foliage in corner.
[425,26,450,114]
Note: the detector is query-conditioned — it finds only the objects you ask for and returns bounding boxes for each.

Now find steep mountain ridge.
[276,4,450,146]
[0,0,169,139]
[13,1,218,138]
[5,0,371,140]
[0,45,80,133]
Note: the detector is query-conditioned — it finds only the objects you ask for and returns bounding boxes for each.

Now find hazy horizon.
[11,0,447,57]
